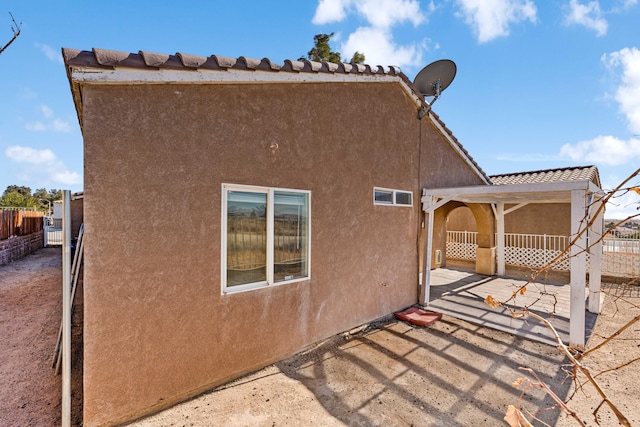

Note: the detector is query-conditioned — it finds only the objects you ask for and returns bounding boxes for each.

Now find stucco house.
[63,48,603,426]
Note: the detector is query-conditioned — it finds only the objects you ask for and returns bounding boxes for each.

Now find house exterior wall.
[79,80,487,426]
[71,197,83,239]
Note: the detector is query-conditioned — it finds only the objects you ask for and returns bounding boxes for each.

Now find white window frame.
[373,187,413,207]
[221,183,311,294]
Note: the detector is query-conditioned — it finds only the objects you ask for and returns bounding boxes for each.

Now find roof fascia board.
[427,112,491,186]
[70,66,413,91]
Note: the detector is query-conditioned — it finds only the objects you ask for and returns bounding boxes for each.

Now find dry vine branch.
[0,12,21,56]
[517,367,583,426]
[512,310,632,426]
[580,314,640,359]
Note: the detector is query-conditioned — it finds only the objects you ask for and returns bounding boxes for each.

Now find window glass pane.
[273,191,309,283]
[226,191,267,287]
[374,189,393,204]
[395,191,412,205]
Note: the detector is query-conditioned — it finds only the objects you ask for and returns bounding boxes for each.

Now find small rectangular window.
[395,191,412,206]
[373,187,413,207]
[374,189,394,204]
[223,184,310,293]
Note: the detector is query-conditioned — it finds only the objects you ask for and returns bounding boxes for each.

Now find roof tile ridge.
[93,48,133,67]
[211,55,237,69]
[139,50,169,68]
[282,59,305,72]
[337,62,353,73]
[257,57,281,71]
[63,48,112,69]
[176,52,209,69]
[301,59,323,72]
[138,51,184,69]
[236,56,262,70]
[321,61,339,73]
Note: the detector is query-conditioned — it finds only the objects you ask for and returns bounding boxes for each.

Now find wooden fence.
[0,209,44,240]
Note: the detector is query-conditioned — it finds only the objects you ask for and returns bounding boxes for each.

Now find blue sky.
[1,0,639,219]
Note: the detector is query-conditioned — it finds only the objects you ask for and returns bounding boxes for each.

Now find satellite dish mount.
[413,59,457,120]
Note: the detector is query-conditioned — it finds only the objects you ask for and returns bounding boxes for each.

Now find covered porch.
[421,178,603,348]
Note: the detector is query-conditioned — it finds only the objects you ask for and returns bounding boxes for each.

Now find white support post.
[62,190,71,427]
[588,199,603,313]
[495,202,505,276]
[420,195,435,306]
[569,189,587,349]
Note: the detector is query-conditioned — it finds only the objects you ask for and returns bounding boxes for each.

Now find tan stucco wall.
[71,197,83,239]
[80,81,441,426]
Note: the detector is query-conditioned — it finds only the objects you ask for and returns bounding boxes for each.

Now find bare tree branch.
[0,12,21,56]
[516,310,632,426]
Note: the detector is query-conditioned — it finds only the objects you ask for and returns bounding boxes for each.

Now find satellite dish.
[413,59,457,118]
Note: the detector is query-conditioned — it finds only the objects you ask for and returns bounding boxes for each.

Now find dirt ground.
[0,247,82,427]
[1,248,638,426]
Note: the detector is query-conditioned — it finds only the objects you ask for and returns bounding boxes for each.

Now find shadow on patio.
[131,312,579,426]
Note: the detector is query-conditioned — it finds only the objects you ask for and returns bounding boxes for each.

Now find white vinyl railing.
[446,230,477,260]
[446,231,640,278]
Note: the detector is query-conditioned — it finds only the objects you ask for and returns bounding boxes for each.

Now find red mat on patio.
[394,307,442,327]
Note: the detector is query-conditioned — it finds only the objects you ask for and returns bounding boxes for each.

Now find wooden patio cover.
[421,178,603,348]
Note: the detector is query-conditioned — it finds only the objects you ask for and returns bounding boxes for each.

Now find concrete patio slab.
[426,268,598,346]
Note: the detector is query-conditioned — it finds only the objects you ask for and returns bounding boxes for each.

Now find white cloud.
[25,121,46,132]
[51,170,82,185]
[312,0,431,69]
[603,47,640,134]
[356,0,425,28]
[559,136,640,165]
[600,174,640,220]
[5,146,82,186]
[41,105,54,118]
[25,105,72,133]
[6,146,57,164]
[564,0,608,37]
[52,119,72,132]
[313,0,425,27]
[341,27,427,68]
[454,0,537,43]
[35,43,63,63]
[313,0,350,24]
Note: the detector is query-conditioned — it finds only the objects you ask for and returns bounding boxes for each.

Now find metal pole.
[62,190,71,427]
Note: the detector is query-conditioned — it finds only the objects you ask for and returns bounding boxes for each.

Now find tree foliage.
[300,33,365,64]
[0,185,61,212]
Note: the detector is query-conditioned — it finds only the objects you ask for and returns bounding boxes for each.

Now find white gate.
[44,218,63,246]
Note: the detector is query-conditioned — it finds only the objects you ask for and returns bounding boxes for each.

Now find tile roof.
[490,165,600,187]
[62,48,491,184]
[62,48,406,78]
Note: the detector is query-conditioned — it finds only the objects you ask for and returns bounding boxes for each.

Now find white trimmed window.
[222,184,310,293]
[373,187,413,206]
